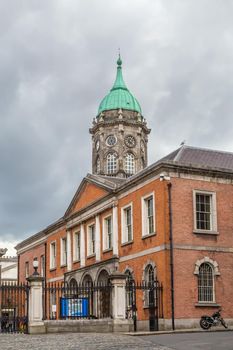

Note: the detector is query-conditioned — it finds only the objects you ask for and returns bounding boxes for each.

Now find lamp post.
[32,260,39,276]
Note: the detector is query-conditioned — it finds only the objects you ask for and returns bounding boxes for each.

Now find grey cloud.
[0,0,233,245]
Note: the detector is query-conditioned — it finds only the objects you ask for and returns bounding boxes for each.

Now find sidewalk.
[125,326,233,336]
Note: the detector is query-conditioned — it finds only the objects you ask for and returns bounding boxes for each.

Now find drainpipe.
[167,182,175,330]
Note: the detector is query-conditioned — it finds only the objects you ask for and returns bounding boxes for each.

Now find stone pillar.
[109,272,126,319]
[27,275,45,334]
[66,230,72,271]
[112,206,119,256]
[80,223,85,267]
[95,215,101,261]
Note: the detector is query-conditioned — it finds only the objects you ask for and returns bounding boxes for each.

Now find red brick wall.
[18,243,45,282]
[171,176,233,318]
[72,182,108,213]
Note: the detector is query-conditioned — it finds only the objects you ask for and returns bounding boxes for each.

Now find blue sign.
[60,297,89,317]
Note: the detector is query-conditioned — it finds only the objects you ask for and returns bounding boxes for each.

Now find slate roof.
[160,145,233,171]
[86,173,126,189]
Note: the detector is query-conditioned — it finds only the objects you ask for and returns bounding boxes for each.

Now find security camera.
[160,173,171,181]
[160,173,165,181]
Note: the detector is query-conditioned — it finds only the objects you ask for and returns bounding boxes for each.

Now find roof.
[86,173,126,189]
[160,145,233,171]
[98,56,142,115]
[15,145,233,252]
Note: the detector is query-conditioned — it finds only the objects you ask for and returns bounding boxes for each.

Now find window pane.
[196,194,212,230]
[125,153,135,175]
[125,207,132,241]
[198,263,214,302]
[107,153,117,174]
[146,197,154,234]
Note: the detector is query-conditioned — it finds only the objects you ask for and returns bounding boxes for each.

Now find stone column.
[95,215,101,261]
[27,275,45,334]
[66,230,72,271]
[109,272,126,319]
[112,206,119,256]
[109,272,133,332]
[80,223,85,267]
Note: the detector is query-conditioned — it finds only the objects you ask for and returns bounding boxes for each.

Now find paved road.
[139,330,233,350]
[0,332,171,350]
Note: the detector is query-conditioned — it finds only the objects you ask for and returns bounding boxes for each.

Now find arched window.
[96,157,100,174]
[107,153,117,174]
[97,270,110,318]
[144,264,155,306]
[125,153,135,175]
[198,263,214,302]
[69,278,78,296]
[125,270,134,309]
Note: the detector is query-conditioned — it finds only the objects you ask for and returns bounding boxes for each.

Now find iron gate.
[126,279,163,332]
[0,283,30,333]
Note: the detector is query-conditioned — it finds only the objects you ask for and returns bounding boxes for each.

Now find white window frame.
[73,230,81,262]
[103,215,113,251]
[107,153,117,174]
[193,190,217,234]
[125,153,135,175]
[50,241,56,269]
[40,255,45,277]
[60,237,67,266]
[87,223,95,256]
[141,192,156,237]
[121,203,133,244]
[25,261,29,278]
[198,262,215,303]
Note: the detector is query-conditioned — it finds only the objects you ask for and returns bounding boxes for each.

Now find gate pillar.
[109,272,127,319]
[27,275,46,334]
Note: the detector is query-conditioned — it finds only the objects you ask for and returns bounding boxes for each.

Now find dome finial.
[117,48,122,67]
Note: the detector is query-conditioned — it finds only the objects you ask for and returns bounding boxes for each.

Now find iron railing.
[126,280,163,331]
[43,281,112,320]
[0,282,29,333]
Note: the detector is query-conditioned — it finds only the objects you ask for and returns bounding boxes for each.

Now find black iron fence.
[43,282,112,320]
[0,282,30,334]
[126,279,163,331]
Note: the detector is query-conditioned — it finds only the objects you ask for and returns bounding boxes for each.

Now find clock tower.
[89,56,150,178]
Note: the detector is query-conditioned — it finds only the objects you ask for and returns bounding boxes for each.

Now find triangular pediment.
[65,174,118,217]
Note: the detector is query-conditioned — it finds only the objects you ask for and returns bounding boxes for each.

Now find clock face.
[96,140,100,151]
[106,135,117,146]
[125,135,136,148]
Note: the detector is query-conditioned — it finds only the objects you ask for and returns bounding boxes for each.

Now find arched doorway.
[82,274,93,317]
[97,270,110,318]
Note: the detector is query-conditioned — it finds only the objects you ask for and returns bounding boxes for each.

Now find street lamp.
[32,260,39,276]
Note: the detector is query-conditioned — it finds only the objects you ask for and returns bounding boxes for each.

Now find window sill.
[60,264,67,268]
[73,259,80,263]
[87,253,96,259]
[121,240,134,247]
[193,230,219,235]
[49,267,56,272]
[142,232,156,240]
[103,248,113,253]
[195,303,220,307]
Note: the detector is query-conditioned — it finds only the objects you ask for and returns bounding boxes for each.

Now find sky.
[1,0,233,255]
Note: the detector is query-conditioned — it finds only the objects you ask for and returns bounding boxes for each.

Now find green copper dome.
[98,56,142,115]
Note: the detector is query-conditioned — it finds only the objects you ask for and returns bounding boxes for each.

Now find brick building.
[15,57,233,330]
[0,248,17,284]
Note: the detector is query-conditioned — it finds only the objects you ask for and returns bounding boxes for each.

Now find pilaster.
[95,215,101,261]
[80,224,85,267]
[27,275,45,334]
[112,206,119,256]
